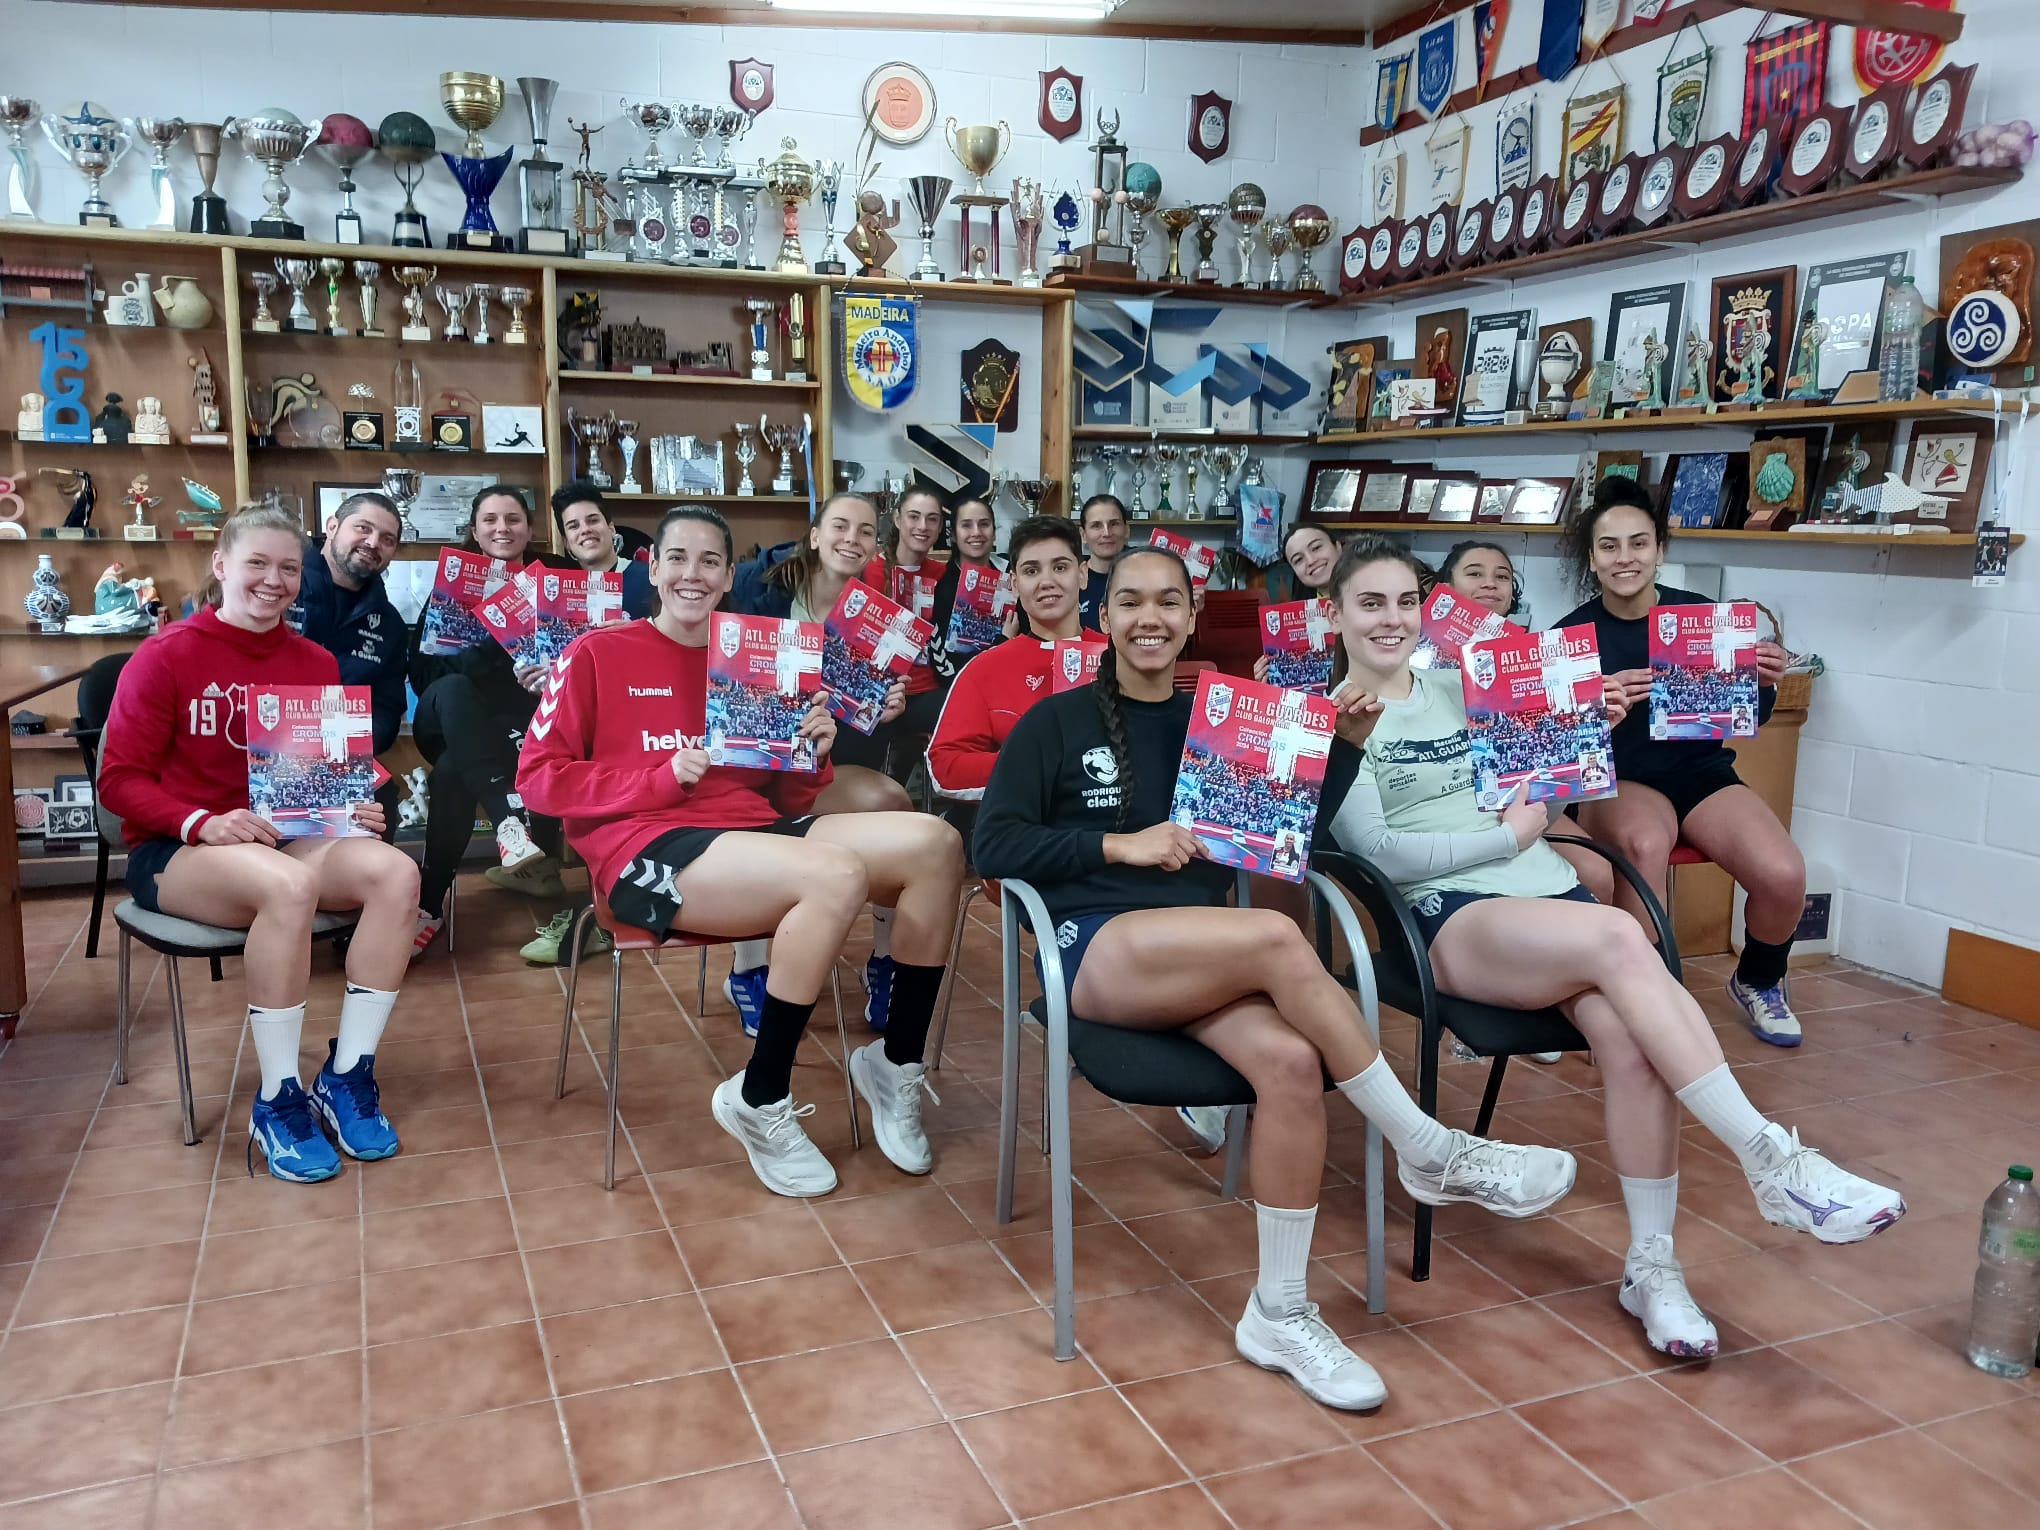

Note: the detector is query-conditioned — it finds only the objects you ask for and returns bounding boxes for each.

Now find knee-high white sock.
[731,939,770,973]
[1334,1056,1454,1171]
[1620,1173,1679,1253]
[1674,1064,1777,1171]
[870,905,895,960]
[249,1003,307,1101]
[1253,1202,1317,1317]
[334,984,398,1072]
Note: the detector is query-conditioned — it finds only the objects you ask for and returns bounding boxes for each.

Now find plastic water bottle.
[1967,1164,2040,1378]
[1878,276,1923,402]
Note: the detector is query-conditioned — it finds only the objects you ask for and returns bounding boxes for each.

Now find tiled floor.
[1,879,2037,1530]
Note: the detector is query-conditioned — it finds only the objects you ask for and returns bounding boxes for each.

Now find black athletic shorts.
[124,837,186,914]
[1032,911,1120,1011]
[829,688,946,773]
[1623,757,1744,825]
[608,817,819,937]
[1407,883,1598,945]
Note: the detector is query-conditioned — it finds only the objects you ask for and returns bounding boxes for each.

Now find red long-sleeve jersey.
[99,606,341,849]
[925,637,1072,801]
[864,555,945,697]
[516,619,833,894]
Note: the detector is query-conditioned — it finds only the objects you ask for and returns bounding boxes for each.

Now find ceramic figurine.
[16,391,44,440]
[131,395,171,445]
[91,392,132,445]
[25,552,70,632]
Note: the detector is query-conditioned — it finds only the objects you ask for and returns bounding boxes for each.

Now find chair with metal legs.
[554,888,859,1190]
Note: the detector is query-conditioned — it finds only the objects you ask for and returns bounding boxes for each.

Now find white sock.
[731,940,769,973]
[248,1002,306,1101]
[1620,1173,1679,1254]
[1253,1202,1317,1317]
[1334,1056,1454,1172]
[334,984,398,1072]
[870,905,895,960]
[1674,1064,1778,1172]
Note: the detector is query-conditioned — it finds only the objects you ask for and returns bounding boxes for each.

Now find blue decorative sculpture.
[31,321,89,442]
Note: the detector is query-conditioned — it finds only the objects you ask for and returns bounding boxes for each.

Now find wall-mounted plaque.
[1394,219,1426,279]
[1780,105,1848,196]
[1902,64,1976,170]
[1676,134,1735,219]
[1419,207,1453,275]
[1367,223,1399,282]
[1487,187,1521,257]
[1594,152,1644,232]
[1845,84,1906,181]
[1453,200,1490,267]
[1634,148,1685,228]
[1339,227,1372,294]
[1554,171,1599,246]
[1727,123,1780,208]
[1517,176,1557,254]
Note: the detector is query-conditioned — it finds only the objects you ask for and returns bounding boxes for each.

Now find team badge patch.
[842,294,919,412]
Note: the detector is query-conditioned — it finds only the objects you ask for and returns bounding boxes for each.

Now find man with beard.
[291,492,408,839]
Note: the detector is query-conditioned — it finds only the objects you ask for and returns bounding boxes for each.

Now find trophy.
[906,175,954,282]
[733,421,760,496]
[1153,442,1182,514]
[617,420,642,494]
[1287,205,1332,292]
[1125,443,1150,519]
[568,408,617,487]
[1537,332,1582,417]
[1049,191,1081,273]
[317,257,347,337]
[1227,183,1266,289]
[709,106,751,170]
[275,258,318,333]
[376,111,436,248]
[514,76,569,254]
[741,179,769,270]
[1013,478,1057,518]
[813,159,846,275]
[439,72,515,251]
[224,109,321,239]
[1191,201,1226,285]
[315,114,374,244]
[248,271,280,334]
[181,120,228,233]
[1011,178,1046,288]
[467,283,494,344]
[745,298,776,380]
[944,119,1011,196]
[1207,446,1244,516]
[762,137,814,273]
[395,266,435,341]
[760,416,798,494]
[354,262,384,338]
[1082,109,1132,270]
[1157,206,1196,283]
[622,99,676,173]
[2,96,37,219]
[1262,219,1292,291]
[499,286,530,345]
[133,116,185,231]
[434,282,470,342]
[1123,163,1161,277]
[42,102,132,227]
[946,121,1012,282]
[381,467,422,542]
[1090,444,1121,498]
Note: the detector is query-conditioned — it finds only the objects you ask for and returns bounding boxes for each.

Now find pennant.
[1563,86,1625,191]
[840,293,919,411]
[1415,20,1458,122]
[1371,149,1404,222]
[1632,0,1671,22]
[1655,32,1711,149]
[1539,0,1584,83]
[1742,20,1829,139]
[1582,0,1621,50]
[1496,98,1536,190]
[1375,52,1412,133]
[1854,0,1952,93]
[1426,118,1470,207]
[1473,0,1510,92]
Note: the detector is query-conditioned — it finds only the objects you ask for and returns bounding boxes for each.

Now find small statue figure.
[399,765,432,830]
[1786,315,1827,400]
[90,561,156,631]
[846,190,900,277]
[1638,330,1668,411]
[189,351,222,433]
[92,392,132,446]
[131,395,171,445]
[124,474,160,530]
[1680,328,1711,405]
[1422,325,1459,409]
[39,466,95,529]
[16,391,45,441]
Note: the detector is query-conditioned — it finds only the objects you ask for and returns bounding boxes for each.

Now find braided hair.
[1091,545,1192,830]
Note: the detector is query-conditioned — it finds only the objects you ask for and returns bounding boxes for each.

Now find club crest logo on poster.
[1265,611,1282,635]
[1658,611,1679,644]
[844,589,867,618]
[1062,648,1085,684]
[719,621,741,657]
[1204,682,1234,726]
[1082,746,1118,784]
[257,693,281,730]
[485,605,506,628]
[1470,649,1496,689]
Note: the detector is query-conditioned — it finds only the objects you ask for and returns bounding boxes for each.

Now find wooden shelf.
[1132,519,1238,530]
[1073,427,1314,446]
[1312,398,2018,448]
[605,493,813,507]
[558,370,821,391]
[1335,165,2021,311]
[11,730,79,750]
[241,329,542,352]
[1045,272,1327,307]
[247,445,546,460]
[2,625,149,640]
[823,276,1072,308]
[1,433,232,451]
[1333,520,2023,548]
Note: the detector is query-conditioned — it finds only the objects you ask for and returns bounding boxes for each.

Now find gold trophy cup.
[943,119,1011,195]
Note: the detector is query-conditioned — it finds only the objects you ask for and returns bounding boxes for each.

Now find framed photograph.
[313,481,382,527]
[1303,461,1364,517]
[1369,360,1414,428]
[1662,452,1732,528]
[1709,267,1796,407]
[1323,341,1378,436]
[1902,426,1993,530]
[1386,376,1438,421]
[52,774,90,805]
[1459,309,1536,422]
[43,799,97,844]
[1356,468,1413,520]
[1799,252,1908,399]
[1411,306,1469,415]
[1811,421,1895,520]
[1429,479,1479,522]
[482,404,546,454]
[1503,477,1571,525]
[1605,284,1687,407]
[1473,481,1514,523]
[1403,476,1446,521]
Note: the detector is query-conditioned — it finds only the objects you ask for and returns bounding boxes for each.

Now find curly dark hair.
[1561,474,1665,598]
[1092,546,1192,830]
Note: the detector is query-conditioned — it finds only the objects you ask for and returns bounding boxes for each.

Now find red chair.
[553,887,858,1190]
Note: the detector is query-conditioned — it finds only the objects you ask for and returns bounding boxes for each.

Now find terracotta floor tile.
[1119,1200,1261,1283]
[1124,1358,1350,1475]
[702,1264,886,1363]
[525,1229,693,1316]
[1782,1317,2021,1425]
[358,1144,504,1212]
[651,1161,788,1226]
[1068,1284,1238,1384]
[1556,1200,1757,1268]
[370,1400,575,1529]
[39,1181,209,1258]
[181,1277,362,1375]
[1641,1467,1866,1529]
[946,1167,1112,1240]
[1024,1483,1232,1530]
[366,1320,553,1431]
[561,1368,765,1494]
[165,1349,362,1468]
[1521,1375,1767,1500]
[1443,1217,1618,1299]
[1414,1299,1635,1405]
[12,1238,200,1325]
[1791,1429,2035,1530]
[957,1389,1186,1520]
[495,1133,612,1195]
[363,1195,517,1272]
[365,1250,535,1344]
[512,1179,667,1249]
[1367,1409,1620,1530]
[1320,1239,1522,1326]
[203,1168,362,1236]
[1205,1446,1437,1530]
[0,1381,170,1503]
[544,1293,725,1394]
[741,1335,940,1451]
[193,1216,363,1301]
[815,1184,979,1262]
[1770,1211,1977,1317]
[0,1155,73,1212]
[0,1305,186,1403]
[902,1308,1109,1417]
[1689,1250,1881,1344]
[1328,1329,1500,1443]
[1921,1396,2040,1497]
[859,1239,1037,1331]
[385,1102,495,1156]
[1655,1346,1902,1461]
[157,1437,366,1530]
[0,1478,153,1530]
[1071,1151,1222,1218]
[998,1221,1173,1305]
[780,1423,1008,1530]
[585,1460,800,1530]
[680,1206,842,1287]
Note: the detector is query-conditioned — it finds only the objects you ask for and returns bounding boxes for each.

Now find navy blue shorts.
[123,837,186,915]
[1407,883,1598,945]
[1032,911,1120,1010]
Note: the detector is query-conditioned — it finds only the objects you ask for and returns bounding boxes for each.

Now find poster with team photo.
[1168,671,1337,883]
[705,613,824,773]
[1049,637,1107,693]
[1412,586,1521,670]
[246,685,376,839]
[476,575,542,668]
[418,549,519,656]
[1462,625,1617,810]
[1146,528,1217,590]
[947,564,1015,657]
[531,568,629,665]
[822,579,935,734]
[1260,598,1338,691]
[1649,601,1760,739]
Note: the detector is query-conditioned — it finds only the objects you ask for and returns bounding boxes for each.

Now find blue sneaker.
[863,953,895,1032]
[1727,975,1802,1048]
[247,1078,342,1183]
[723,965,769,1039]
[311,1041,401,1160]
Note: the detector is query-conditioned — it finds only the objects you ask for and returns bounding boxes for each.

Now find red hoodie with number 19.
[516,619,834,894]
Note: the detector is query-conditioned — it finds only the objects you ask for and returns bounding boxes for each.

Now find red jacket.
[864,556,944,697]
[516,619,832,894]
[925,637,1070,801]
[99,607,341,849]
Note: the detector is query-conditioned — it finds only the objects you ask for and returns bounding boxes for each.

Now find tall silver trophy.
[515,77,569,253]
[225,108,322,240]
[2,97,40,219]
[133,116,185,230]
[812,160,845,276]
[42,102,132,227]
[905,174,953,282]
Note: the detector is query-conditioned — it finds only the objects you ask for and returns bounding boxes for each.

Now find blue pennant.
[1415,19,1458,121]
[1539,0,1584,82]
[1375,53,1412,133]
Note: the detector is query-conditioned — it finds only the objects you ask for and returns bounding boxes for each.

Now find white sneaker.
[710,1075,838,1198]
[1530,1052,1563,1065]
[1399,1129,1577,1219]
[411,910,445,958]
[495,816,545,872]
[487,854,563,898]
[1744,1123,1905,1244]
[1618,1235,1720,1359]
[849,1043,935,1175]
[1178,1104,1229,1155]
[1727,975,1802,1047]
[1235,1294,1388,1411]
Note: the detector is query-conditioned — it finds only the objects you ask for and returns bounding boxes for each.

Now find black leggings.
[832,687,946,781]
[412,675,558,915]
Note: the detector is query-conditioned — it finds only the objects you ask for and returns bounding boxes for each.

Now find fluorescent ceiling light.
[766,0,1121,17]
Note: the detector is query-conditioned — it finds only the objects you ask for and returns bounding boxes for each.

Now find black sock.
[883,961,947,1068]
[741,993,817,1107]
[479,779,519,827]
[1736,933,1793,991]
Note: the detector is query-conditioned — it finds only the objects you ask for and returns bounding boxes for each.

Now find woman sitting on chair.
[973,545,1577,1412]
[1557,477,1805,1046]
[1320,535,1904,1361]
[99,504,422,1184]
[518,505,966,1197]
